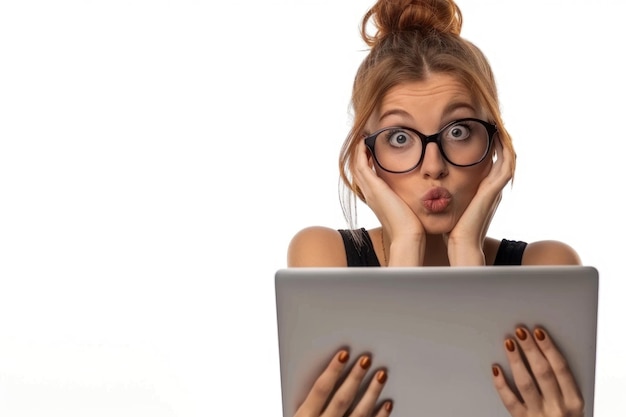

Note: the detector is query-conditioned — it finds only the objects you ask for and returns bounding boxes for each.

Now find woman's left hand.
[492,326,585,417]
[444,135,514,265]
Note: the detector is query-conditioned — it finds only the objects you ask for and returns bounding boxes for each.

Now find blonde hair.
[339,0,515,228]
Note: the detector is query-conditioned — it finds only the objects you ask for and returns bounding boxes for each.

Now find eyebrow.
[378,108,412,123]
[378,101,478,124]
[443,101,478,117]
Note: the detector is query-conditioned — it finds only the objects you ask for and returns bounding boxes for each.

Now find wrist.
[387,235,425,266]
[446,239,485,266]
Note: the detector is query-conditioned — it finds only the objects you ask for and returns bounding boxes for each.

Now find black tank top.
[338,228,527,266]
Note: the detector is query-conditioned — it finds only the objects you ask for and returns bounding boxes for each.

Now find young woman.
[287,1,584,416]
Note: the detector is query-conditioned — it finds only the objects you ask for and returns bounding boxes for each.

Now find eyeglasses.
[364,118,497,173]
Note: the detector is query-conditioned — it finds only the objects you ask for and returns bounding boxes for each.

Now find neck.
[422,234,450,266]
[378,228,450,267]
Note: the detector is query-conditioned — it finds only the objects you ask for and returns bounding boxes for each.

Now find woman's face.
[365,73,493,235]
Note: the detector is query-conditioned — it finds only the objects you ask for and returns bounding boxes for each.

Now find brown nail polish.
[359,355,371,369]
[376,370,387,384]
[505,338,515,352]
[534,328,546,341]
[338,350,349,363]
[384,401,393,412]
[492,366,499,377]
[515,327,527,340]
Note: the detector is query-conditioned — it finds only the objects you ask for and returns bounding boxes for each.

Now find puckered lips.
[421,187,452,213]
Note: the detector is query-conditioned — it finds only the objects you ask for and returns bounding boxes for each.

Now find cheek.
[374,166,394,186]
[375,169,417,203]
[476,159,493,181]
[456,160,492,199]
[374,160,493,211]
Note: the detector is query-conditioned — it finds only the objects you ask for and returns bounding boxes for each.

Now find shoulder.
[522,240,581,266]
[287,226,347,267]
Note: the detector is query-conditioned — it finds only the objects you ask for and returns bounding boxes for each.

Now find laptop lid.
[275,266,598,417]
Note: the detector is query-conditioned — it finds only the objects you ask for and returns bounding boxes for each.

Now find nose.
[420,142,448,179]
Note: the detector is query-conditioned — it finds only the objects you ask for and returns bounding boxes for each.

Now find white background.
[0,0,624,415]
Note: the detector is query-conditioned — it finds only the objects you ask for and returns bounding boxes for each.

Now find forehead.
[371,73,481,129]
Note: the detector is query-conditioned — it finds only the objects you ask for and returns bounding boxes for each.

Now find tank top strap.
[493,239,528,265]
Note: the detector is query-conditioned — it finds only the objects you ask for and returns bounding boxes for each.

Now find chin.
[421,219,456,236]
[420,216,457,235]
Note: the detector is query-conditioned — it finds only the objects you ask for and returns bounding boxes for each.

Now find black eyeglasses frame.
[364,118,498,174]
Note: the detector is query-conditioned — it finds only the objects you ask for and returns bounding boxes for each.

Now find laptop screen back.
[275,266,599,417]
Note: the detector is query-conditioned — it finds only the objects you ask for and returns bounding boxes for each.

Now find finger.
[503,337,543,411]
[352,142,401,219]
[514,326,562,403]
[353,140,383,197]
[495,134,515,177]
[475,138,511,201]
[348,369,388,417]
[491,364,527,417]
[355,139,374,173]
[492,133,512,165]
[372,400,394,417]
[364,140,376,170]
[483,135,512,189]
[533,327,585,412]
[322,354,373,417]
[492,133,504,165]
[352,141,374,197]
[296,350,350,417]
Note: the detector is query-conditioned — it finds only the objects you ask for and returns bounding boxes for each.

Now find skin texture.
[287,74,583,416]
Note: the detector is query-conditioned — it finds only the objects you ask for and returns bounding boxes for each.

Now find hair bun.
[362,0,463,47]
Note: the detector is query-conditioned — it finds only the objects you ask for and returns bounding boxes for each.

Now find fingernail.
[492,366,499,377]
[376,370,387,384]
[515,327,527,340]
[359,355,371,369]
[384,401,393,412]
[534,328,546,341]
[338,350,349,363]
[505,338,515,352]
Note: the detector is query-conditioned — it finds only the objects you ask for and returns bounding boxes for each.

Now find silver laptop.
[275,266,599,417]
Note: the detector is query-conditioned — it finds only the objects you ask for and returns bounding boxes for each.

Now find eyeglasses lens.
[372,120,490,172]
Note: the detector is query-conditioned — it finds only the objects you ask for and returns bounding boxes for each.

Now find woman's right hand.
[353,140,425,266]
[294,350,393,417]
